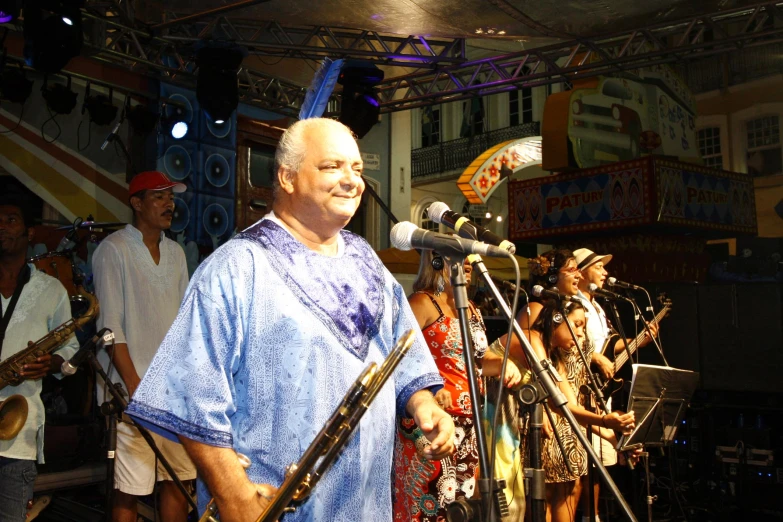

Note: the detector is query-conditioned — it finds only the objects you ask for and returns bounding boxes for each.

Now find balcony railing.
[676,42,783,94]
[412,122,540,180]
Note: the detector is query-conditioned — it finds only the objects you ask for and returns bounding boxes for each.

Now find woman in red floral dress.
[393,250,522,521]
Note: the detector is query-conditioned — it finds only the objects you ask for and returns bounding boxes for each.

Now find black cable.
[77,118,92,151]
[41,108,62,143]
[0,104,25,134]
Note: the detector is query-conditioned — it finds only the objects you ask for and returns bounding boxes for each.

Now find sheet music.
[619,364,700,450]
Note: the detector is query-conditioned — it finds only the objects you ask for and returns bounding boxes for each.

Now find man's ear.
[130,195,142,212]
[27,226,35,244]
[277,166,296,194]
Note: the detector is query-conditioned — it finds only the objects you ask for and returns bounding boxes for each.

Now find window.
[746,115,782,177]
[697,127,723,169]
[461,98,485,137]
[509,87,533,126]
[420,204,440,232]
[249,143,276,188]
[421,106,441,147]
[461,201,485,227]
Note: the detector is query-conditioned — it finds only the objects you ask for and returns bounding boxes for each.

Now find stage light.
[171,121,188,139]
[82,84,117,126]
[195,43,247,124]
[0,0,21,23]
[126,104,159,136]
[0,66,33,104]
[214,119,225,125]
[42,77,78,115]
[338,60,384,139]
[23,4,83,74]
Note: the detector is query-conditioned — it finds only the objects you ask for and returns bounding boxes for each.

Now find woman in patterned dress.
[529,301,635,522]
[392,249,523,521]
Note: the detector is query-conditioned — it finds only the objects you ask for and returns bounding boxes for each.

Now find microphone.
[606,277,644,291]
[101,119,123,151]
[532,285,581,303]
[491,276,517,292]
[390,221,509,259]
[588,283,633,302]
[428,202,516,254]
[61,328,113,376]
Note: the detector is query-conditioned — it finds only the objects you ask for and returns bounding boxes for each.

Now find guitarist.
[572,248,658,522]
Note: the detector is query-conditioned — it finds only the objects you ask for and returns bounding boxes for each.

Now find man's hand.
[639,322,660,347]
[20,348,64,380]
[215,482,279,522]
[407,390,456,460]
[591,351,614,380]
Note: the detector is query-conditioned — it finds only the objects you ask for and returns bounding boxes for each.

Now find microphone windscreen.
[390,221,418,251]
[427,201,450,224]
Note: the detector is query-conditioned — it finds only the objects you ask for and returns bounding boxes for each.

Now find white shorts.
[114,419,197,495]
[592,397,618,467]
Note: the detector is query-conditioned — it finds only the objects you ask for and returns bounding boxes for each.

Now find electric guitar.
[591,294,672,398]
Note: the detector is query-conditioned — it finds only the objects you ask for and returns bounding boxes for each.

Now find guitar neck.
[612,306,669,372]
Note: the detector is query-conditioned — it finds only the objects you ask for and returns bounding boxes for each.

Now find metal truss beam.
[375,1,783,112]
[159,16,467,67]
[15,1,783,116]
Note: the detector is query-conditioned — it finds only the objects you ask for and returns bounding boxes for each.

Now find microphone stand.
[83,350,198,519]
[470,258,639,522]
[602,297,635,369]
[443,256,506,522]
[560,306,610,522]
[627,296,669,367]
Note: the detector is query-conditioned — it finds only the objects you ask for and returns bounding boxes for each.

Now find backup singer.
[126,118,455,522]
[573,248,658,522]
[493,249,613,375]
[0,196,78,522]
[92,171,196,522]
[529,302,634,522]
[393,251,524,521]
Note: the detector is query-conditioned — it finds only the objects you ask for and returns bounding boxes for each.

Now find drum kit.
[30,216,126,299]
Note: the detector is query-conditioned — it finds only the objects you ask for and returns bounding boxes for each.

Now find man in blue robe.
[126,118,454,522]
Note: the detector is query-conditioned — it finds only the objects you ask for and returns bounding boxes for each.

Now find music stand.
[618,364,699,522]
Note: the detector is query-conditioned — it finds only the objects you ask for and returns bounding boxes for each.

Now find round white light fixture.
[171,121,189,139]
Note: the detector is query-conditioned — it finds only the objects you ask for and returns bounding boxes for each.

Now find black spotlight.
[0,65,33,104]
[82,84,117,125]
[338,60,384,139]
[0,0,21,23]
[42,77,78,115]
[24,2,83,74]
[195,43,247,124]
[127,104,159,136]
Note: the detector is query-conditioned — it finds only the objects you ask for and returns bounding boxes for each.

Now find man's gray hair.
[273,118,356,194]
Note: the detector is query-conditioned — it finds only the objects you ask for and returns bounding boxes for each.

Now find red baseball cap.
[129,171,187,197]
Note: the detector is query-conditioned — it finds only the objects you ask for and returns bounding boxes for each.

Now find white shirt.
[0,266,78,462]
[93,225,188,404]
[575,289,618,465]
[576,289,611,356]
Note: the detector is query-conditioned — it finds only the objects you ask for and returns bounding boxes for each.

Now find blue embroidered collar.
[237,219,385,361]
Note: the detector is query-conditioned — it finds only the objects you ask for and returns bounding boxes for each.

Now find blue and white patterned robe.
[126,219,442,521]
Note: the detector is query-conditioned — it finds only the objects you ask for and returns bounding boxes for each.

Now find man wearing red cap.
[92,171,196,522]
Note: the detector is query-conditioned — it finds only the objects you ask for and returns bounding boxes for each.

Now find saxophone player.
[0,194,79,522]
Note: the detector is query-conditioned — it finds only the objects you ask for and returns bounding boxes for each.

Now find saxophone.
[0,287,99,440]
